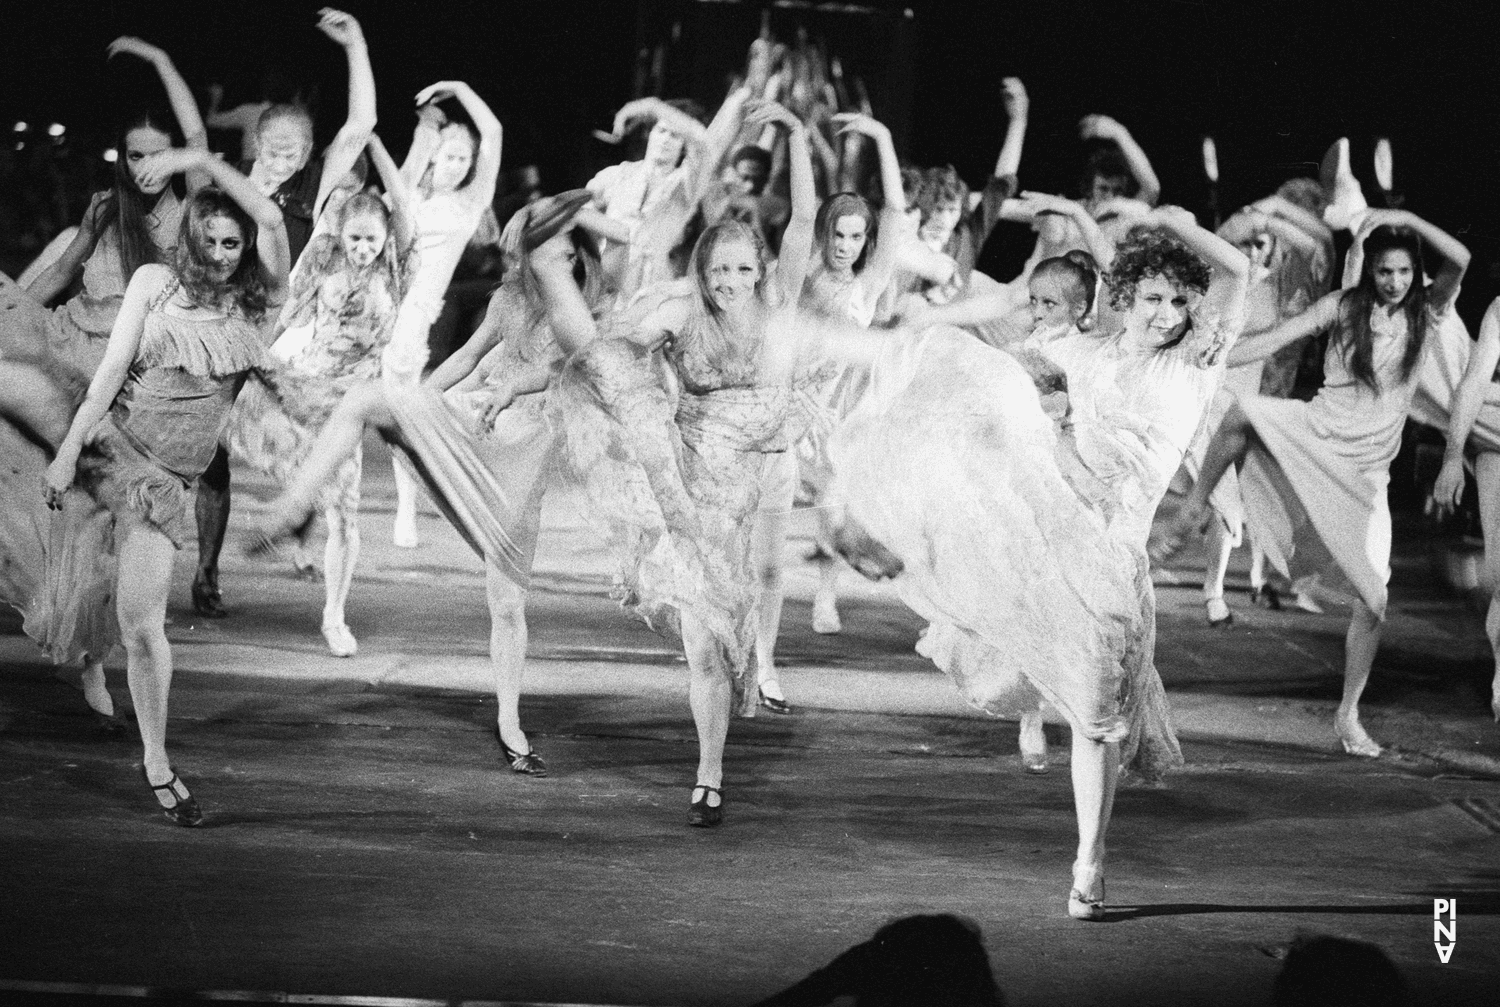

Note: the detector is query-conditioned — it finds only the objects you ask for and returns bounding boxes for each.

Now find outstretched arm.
[1227,290,1338,366]
[107,37,210,190]
[1080,114,1160,206]
[427,292,506,392]
[401,103,445,189]
[25,210,104,305]
[312,8,377,221]
[1433,298,1500,511]
[751,102,815,303]
[417,81,503,208]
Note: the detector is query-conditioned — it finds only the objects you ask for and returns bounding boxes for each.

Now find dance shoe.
[689,785,724,828]
[758,683,793,715]
[140,765,204,828]
[321,623,358,658]
[90,706,129,738]
[190,575,227,619]
[1205,597,1233,627]
[495,726,548,777]
[1068,864,1106,921]
[1249,585,1282,611]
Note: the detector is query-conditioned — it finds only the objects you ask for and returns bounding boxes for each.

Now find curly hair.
[174,188,270,321]
[911,165,968,225]
[1105,230,1212,311]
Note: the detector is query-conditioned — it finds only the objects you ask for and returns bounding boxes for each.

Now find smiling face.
[703,234,761,313]
[1124,273,1193,347]
[124,125,172,195]
[645,121,686,169]
[431,125,476,192]
[1029,271,1082,332]
[1370,247,1415,307]
[827,214,869,274]
[256,118,313,189]
[199,214,246,281]
[340,211,388,269]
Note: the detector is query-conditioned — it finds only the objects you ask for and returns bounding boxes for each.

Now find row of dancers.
[0,13,1494,923]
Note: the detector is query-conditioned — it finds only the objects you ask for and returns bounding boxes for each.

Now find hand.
[1356,207,1408,235]
[208,82,225,106]
[746,37,775,92]
[416,102,448,129]
[134,147,204,190]
[316,8,366,48]
[107,36,167,64]
[611,98,661,139]
[1432,456,1467,516]
[1079,114,1128,143]
[415,81,467,107]
[1149,204,1199,230]
[480,384,518,430]
[43,453,78,510]
[831,112,889,143]
[745,100,803,133]
[1001,77,1029,120]
[1017,191,1080,218]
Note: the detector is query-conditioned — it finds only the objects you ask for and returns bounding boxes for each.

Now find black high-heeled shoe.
[140,766,204,828]
[689,785,723,828]
[495,726,548,777]
[1250,585,1282,610]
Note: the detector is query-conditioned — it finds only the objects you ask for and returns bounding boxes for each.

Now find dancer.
[1427,296,1500,721]
[826,208,1247,917]
[250,193,609,775]
[1078,114,1160,213]
[34,149,289,825]
[230,135,413,657]
[0,35,208,732]
[385,79,503,548]
[193,7,378,617]
[1155,209,1470,757]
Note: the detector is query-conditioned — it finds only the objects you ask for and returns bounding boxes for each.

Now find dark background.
[2,0,1496,325]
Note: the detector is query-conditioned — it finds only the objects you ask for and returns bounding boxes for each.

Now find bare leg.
[751,502,791,712]
[192,446,232,617]
[1068,731,1119,920]
[0,360,74,447]
[682,612,731,825]
[811,510,843,635]
[391,456,420,548]
[1334,599,1383,757]
[1202,518,1235,625]
[79,657,114,716]
[1019,707,1048,773]
[486,560,544,774]
[1475,453,1500,720]
[115,520,199,823]
[1155,403,1258,561]
[320,505,360,657]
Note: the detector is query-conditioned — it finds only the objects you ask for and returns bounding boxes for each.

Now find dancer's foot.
[80,673,127,738]
[321,622,358,658]
[1249,584,1282,610]
[140,765,204,828]
[689,784,723,828]
[1149,502,1208,566]
[1334,709,1383,758]
[392,509,419,549]
[1205,596,1233,627]
[758,680,793,715]
[291,546,319,580]
[1019,714,1048,774]
[190,573,227,619]
[495,725,548,777]
[812,594,842,635]
[1067,861,1106,921]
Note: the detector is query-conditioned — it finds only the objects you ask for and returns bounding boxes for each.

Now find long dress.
[825,307,1239,779]
[2,276,267,664]
[1408,304,1500,453]
[1235,298,1449,616]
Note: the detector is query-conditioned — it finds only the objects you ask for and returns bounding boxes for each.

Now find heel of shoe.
[140,766,204,828]
[689,785,723,828]
[495,726,548,777]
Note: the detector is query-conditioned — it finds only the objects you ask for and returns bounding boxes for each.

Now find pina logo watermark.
[1433,899,1457,963]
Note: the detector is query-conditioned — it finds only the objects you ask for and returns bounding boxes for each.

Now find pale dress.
[1408,302,1500,453]
[826,308,1239,778]
[381,194,485,382]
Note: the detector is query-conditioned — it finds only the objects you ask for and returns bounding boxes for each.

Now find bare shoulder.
[129,263,175,296]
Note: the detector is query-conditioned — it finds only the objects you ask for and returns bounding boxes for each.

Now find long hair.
[91,109,183,285]
[1336,225,1428,392]
[815,192,878,273]
[680,218,770,363]
[173,188,270,321]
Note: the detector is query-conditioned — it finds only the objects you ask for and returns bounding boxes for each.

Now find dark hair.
[1081,144,1140,200]
[173,188,269,321]
[913,165,968,225]
[731,144,772,180]
[815,192,878,273]
[1336,225,1428,392]
[92,109,182,285]
[1272,934,1408,1007]
[1276,177,1329,218]
[1034,250,1100,318]
[1106,230,1212,311]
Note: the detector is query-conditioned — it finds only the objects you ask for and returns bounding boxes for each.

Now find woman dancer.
[1156,209,1470,757]
[29,149,288,825]
[193,7,377,617]
[0,35,207,730]
[826,208,1247,917]
[250,193,609,775]
[383,80,503,549]
[230,136,412,657]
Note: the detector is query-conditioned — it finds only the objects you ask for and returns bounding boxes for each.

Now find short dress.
[5,276,266,664]
[1236,296,1450,616]
[826,308,1239,779]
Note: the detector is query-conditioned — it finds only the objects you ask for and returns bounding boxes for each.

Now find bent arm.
[25,212,103,305]
[1227,290,1337,366]
[197,154,291,292]
[1153,207,1248,326]
[365,135,413,251]
[314,21,378,221]
[448,83,503,207]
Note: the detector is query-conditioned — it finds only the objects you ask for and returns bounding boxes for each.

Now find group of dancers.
[1,12,1495,923]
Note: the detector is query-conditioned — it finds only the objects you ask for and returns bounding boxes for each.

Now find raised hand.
[1001,77,1029,120]
[415,81,466,108]
[1079,114,1128,143]
[831,111,889,142]
[746,100,803,132]
[316,8,366,48]
[134,147,204,190]
[1148,204,1199,230]
[611,98,660,139]
[1017,191,1081,218]
[107,36,168,64]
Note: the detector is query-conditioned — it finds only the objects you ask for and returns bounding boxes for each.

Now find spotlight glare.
[13,121,27,132]
[47,123,65,137]
[103,148,119,163]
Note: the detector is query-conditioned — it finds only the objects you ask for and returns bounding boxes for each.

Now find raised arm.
[364,134,412,252]
[312,9,377,220]
[1149,204,1248,326]
[401,103,445,189]
[107,37,210,190]
[612,97,710,151]
[416,81,502,208]
[994,77,1028,179]
[832,112,905,289]
[749,101,815,303]
[1360,207,1470,311]
[1252,194,1333,247]
[1018,191,1114,270]
[1080,114,1160,206]
[1433,298,1500,511]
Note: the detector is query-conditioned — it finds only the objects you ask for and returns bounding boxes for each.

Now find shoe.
[140,766,204,828]
[91,708,129,738]
[1293,592,1324,615]
[1022,752,1049,774]
[321,623,358,658]
[689,785,723,828]
[812,595,842,635]
[1205,597,1233,627]
[758,685,793,715]
[190,576,227,619]
[495,726,548,777]
[1068,864,1105,921]
[1249,585,1282,611]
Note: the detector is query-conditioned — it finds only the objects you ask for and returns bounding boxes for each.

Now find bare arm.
[364,134,413,252]
[1433,298,1500,510]
[401,105,444,189]
[427,292,505,391]
[994,77,1028,179]
[312,9,377,222]
[1150,205,1248,327]
[1367,208,1469,311]
[107,37,211,190]
[417,81,503,208]
[833,113,905,292]
[1080,114,1160,206]
[1252,194,1333,247]
[1227,290,1338,366]
[25,210,103,304]
[1018,191,1114,270]
[575,204,631,246]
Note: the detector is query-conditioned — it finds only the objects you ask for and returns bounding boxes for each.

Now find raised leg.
[1067,731,1119,920]
[192,445,232,617]
[1334,599,1383,756]
[1154,403,1257,562]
